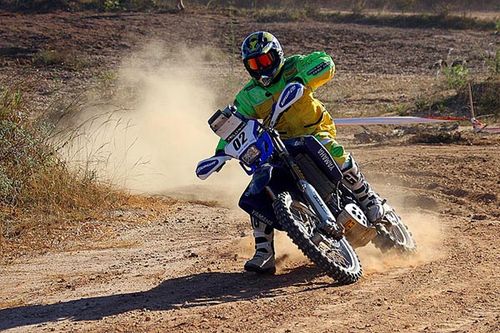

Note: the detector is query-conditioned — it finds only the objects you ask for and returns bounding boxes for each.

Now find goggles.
[246,52,275,71]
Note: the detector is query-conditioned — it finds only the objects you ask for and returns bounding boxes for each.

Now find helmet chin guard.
[259,75,273,87]
[241,31,284,86]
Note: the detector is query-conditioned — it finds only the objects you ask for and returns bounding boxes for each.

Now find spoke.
[318,237,349,267]
[289,200,353,269]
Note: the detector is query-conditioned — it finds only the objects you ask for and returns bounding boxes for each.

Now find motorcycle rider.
[215,31,385,274]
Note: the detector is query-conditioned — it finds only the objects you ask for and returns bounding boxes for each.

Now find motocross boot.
[244,216,276,274]
[341,155,385,223]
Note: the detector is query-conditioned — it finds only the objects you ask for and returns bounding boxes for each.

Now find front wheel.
[273,192,362,284]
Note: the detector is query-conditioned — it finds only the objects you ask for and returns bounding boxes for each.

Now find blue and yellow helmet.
[241,31,284,87]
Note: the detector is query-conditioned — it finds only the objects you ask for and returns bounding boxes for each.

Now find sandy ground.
[1,143,499,333]
[0,8,499,333]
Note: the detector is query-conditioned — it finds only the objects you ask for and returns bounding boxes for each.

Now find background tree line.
[0,0,498,13]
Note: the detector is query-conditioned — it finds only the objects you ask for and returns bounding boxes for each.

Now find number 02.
[232,132,247,151]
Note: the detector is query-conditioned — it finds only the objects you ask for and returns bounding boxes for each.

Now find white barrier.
[333,116,500,134]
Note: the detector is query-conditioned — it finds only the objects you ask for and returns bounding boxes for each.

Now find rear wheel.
[273,192,362,284]
[372,210,416,253]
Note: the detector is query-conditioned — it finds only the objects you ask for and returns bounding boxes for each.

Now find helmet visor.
[246,52,275,71]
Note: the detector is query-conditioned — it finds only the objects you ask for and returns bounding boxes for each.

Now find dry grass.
[409,130,469,144]
[0,85,141,259]
[32,49,88,71]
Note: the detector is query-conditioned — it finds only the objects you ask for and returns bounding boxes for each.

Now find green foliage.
[0,166,15,201]
[104,0,122,11]
[425,79,499,120]
[442,65,469,90]
[414,97,431,112]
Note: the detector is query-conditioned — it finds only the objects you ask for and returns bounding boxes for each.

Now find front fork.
[268,130,344,239]
[297,180,344,239]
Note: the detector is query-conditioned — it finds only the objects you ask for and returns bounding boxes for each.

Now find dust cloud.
[235,231,307,270]
[61,41,248,207]
[353,178,445,273]
[236,210,443,275]
[358,211,445,274]
[274,231,308,268]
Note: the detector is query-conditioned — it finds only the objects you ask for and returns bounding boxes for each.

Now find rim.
[289,201,358,270]
[387,220,413,247]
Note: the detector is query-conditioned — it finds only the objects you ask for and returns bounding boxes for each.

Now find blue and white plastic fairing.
[269,82,304,128]
[223,119,273,174]
[196,82,303,180]
[196,155,231,180]
[196,116,273,179]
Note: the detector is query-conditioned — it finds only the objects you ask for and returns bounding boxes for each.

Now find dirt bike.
[196,82,416,284]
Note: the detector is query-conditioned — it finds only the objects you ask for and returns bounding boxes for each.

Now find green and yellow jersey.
[217,51,348,165]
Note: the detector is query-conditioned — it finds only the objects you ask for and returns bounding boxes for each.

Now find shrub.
[485,48,500,76]
[104,0,122,11]
[442,64,469,90]
[0,84,132,257]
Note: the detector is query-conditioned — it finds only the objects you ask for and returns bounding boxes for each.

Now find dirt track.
[0,8,499,333]
[1,143,499,332]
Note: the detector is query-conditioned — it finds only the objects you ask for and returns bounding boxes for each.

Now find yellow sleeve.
[295,51,335,91]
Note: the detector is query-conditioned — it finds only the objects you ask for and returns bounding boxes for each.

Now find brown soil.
[0,8,499,333]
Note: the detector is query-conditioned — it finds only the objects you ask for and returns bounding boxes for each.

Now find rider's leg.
[244,216,276,274]
[340,154,385,222]
[314,132,385,223]
[239,189,277,274]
